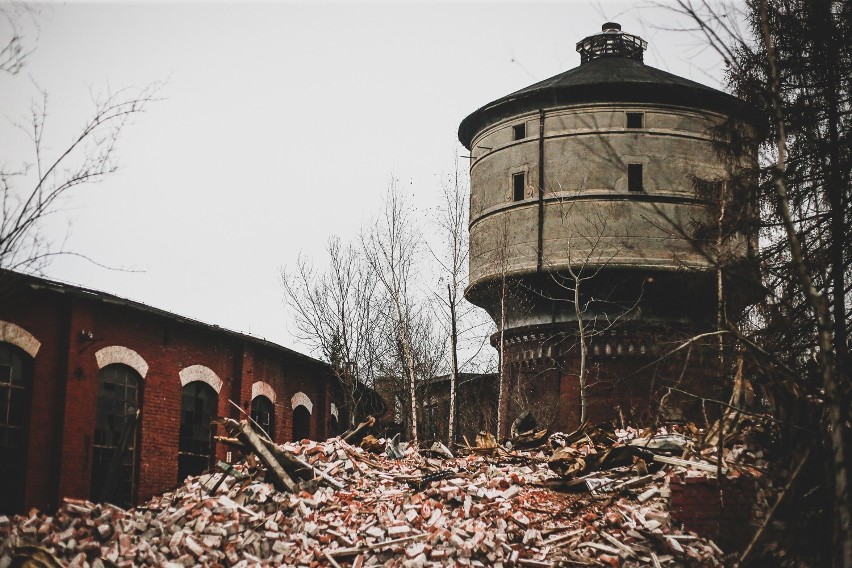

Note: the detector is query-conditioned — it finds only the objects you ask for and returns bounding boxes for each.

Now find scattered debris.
[510,411,549,449]
[471,431,498,455]
[385,433,405,459]
[428,441,454,460]
[0,420,777,567]
[341,416,376,445]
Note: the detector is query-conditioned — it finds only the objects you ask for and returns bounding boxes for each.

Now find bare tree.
[1,8,161,280]
[0,4,38,76]
[1,84,161,280]
[363,180,422,440]
[407,306,447,439]
[493,211,514,440]
[281,237,380,427]
[437,163,466,444]
[532,204,643,427]
[548,215,619,425]
[428,158,493,444]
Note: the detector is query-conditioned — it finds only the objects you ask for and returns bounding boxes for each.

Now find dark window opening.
[628,164,643,192]
[251,395,275,440]
[178,381,217,484]
[512,123,526,140]
[292,405,311,442]
[626,112,644,128]
[513,172,525,201]
[92,364,141,507]
[0,343,31,514]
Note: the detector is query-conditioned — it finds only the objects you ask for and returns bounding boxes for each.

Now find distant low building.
[0,270,337,514]
[370,373,497,444]
[418,373,498,445]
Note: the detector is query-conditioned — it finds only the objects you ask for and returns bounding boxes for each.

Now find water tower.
[458,23,756,434]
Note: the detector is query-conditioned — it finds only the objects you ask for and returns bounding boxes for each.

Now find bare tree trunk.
[363,182,422,442]
[717,181,727,395]
[493,210,513,441]
[573,271,588,425]
[448,283,459,444]
[432,162,470,446]
[399,323,419,441]
[497,275,508,440]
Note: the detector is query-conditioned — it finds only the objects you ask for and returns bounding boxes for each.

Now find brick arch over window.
[251,381,276,404]
[0,321,41,358]
[179,365,223,394]
[95,346,149,379]
[290,391,313,414]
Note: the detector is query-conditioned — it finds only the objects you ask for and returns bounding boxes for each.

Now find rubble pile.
[0,420,773,568]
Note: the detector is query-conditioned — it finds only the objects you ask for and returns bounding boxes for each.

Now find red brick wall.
[9,290,72,512]
[498,326,728,437]
[251,347,328,444]
[0,277,332,512]
[669,474,757,552]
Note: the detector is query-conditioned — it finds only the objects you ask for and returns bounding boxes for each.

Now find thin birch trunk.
[447,283,459,445]
[717,181,727,388]
[497,275,508,440]
[574,272,587,425]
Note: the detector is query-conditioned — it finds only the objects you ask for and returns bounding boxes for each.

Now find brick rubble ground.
[0,426,767,568]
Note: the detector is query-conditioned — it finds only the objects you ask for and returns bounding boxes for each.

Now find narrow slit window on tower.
[626,112,644,128]
[513,123,526,140]
[513,172,525,201]
[628,163,643,191]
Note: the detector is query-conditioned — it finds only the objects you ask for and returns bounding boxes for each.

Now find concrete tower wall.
[468,103,745,295]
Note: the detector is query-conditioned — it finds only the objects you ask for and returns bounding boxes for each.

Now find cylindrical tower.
[459,23,756,433]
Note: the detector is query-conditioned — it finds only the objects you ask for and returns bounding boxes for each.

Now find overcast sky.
[1,0,732,354]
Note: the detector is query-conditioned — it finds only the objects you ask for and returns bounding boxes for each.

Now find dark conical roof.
[458,25,746,149]
[509,56,725,100]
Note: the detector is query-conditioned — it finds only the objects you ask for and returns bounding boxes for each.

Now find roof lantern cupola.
[576,22,647,64]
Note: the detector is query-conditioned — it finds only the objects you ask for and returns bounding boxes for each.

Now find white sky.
[1,0,730,354]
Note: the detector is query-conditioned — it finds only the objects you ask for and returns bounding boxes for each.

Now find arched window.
[92,364,141,507]
[0,343,32,513]
[178,381,217,483]
[292,406,311,442]
[251,395,275,440]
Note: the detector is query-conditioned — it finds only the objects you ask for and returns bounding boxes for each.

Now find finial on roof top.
[576,22,647,64]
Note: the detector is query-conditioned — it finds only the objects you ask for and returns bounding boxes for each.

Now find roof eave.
[458,82,750,149]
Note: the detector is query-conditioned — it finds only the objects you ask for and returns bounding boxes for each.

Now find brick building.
[419,373,497,443]
[0,270,338,514]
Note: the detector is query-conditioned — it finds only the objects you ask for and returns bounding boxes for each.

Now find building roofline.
[426,372,498,386]
[458,57,757,150]
[1,269,330,370]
